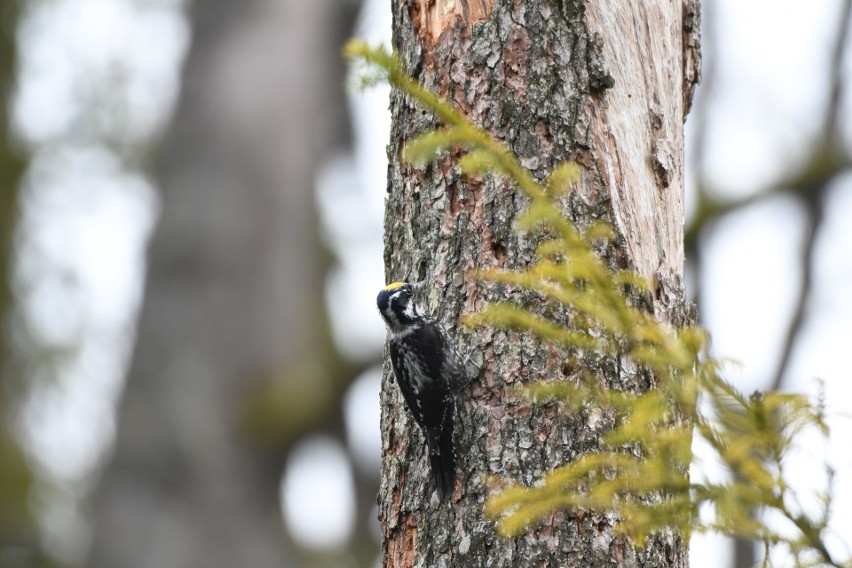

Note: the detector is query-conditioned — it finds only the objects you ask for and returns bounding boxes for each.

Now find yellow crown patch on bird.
[383,281,407,291]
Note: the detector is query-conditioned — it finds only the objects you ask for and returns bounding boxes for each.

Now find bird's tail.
[426,403,455,503]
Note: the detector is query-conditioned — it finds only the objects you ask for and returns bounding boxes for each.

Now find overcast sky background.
[8,0,852,566]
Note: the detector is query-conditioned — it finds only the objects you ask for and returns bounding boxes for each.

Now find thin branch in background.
[768,203,819,393]
[768,0,851,393]
[822,0,852,144]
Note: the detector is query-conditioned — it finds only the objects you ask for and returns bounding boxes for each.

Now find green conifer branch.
[345,40,847,567]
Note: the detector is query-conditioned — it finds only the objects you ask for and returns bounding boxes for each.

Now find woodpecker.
[376,281,463,503]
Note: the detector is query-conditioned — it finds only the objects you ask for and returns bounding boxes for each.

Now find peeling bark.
[413,0,496,46]
[381,0,697,566]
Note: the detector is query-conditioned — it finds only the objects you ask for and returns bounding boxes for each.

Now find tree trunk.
[380,1,699,566]
[88,1,357,566]
[0,1,43,562]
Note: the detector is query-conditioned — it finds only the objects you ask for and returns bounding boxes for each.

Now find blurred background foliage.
[1,2,45,566]
[0,1,850,568]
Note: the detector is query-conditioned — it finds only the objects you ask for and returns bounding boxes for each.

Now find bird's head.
[376,281,425,331]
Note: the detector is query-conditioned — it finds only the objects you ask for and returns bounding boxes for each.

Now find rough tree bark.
[88,1,357,567]
[380,1,700,567]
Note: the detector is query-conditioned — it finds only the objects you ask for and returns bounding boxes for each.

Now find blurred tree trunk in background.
[0,2,44,565]
[88,1,359,567]
[380,0,698,566]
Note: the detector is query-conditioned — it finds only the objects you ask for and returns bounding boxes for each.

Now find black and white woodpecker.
[376,281,464,503]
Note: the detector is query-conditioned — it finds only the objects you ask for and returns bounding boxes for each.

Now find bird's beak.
[411,280,427,291]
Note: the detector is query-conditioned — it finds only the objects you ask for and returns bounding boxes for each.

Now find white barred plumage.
[376,281,463,503]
